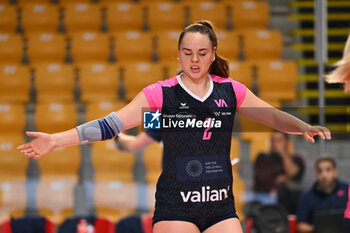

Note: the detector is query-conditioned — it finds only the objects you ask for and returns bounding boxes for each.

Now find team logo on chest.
[214,99,228,107]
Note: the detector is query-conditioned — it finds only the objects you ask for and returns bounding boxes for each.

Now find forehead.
[317,161,334,170]
[180,32,212,49]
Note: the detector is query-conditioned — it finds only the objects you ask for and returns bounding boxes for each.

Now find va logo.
[143,110,161,129]
[214,99,228,107]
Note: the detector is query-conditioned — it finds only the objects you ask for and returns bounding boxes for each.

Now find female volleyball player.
[18,21,331,233]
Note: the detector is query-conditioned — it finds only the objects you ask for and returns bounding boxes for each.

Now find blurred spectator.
[297,156,348,233]
[253,131,305,214]
[115,130,161,152]
[116,214,152,233]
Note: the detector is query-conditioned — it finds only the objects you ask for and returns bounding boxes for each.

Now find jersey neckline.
[176,74,213,102]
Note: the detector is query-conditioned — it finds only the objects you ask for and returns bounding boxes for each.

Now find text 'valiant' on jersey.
[162,117,222,128]
[180,185,230,203]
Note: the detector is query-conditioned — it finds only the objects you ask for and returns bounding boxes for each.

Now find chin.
[184,71,205,79]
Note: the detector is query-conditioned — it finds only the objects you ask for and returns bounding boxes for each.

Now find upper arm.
[116,82,163,130]
[116,92,150,130]
[237,88,273,112]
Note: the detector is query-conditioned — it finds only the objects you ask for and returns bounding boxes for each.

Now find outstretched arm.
[237,89,331,143]
[17,92,150,159]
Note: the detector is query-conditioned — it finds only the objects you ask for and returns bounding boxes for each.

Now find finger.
[304,133,315,143]
[22,151,33,158]
[317,126,332,140]
[323,127,332,140]
[18,149,31,157]
[21,148,33,153]
[17,143,31,151]
[21,151,31,158]
[317,130,326,140]
[25,131,41,138]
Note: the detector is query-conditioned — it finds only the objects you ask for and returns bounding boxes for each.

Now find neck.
[317,180,337,194]
[180,73,210,98]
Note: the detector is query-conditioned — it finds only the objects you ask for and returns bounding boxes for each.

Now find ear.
[212,47,217,62]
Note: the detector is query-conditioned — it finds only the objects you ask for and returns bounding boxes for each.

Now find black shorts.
[152,211,239,232]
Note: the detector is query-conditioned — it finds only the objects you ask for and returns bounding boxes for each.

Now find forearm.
[51,128,80,148]
[265,108,311,135]
[238,90,312,135]
[297,223,314,233]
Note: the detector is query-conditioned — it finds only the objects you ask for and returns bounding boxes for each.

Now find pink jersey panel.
[210,75,247,108]
[142,76,178,111]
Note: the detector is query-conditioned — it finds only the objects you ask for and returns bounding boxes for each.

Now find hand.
[17,131,56,159]
[275,174,287,185]
[303,125,331,143]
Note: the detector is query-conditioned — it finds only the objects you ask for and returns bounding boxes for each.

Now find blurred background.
[0,0,349,232]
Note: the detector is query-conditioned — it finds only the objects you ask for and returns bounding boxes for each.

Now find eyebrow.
[182,48,208,52]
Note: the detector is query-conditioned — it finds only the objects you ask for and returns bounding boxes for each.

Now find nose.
[192,54,199,62]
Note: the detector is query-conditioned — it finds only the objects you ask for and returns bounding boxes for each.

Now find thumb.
[26,131,41,138]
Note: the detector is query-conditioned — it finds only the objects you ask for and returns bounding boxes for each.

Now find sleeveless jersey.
[142,74,247,218]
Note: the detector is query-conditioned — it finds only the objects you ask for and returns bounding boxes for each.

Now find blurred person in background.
[115,130,161,153]
[253,131,305,214]
[297,156,348,233]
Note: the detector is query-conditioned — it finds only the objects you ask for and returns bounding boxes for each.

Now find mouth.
[191,65,200,73]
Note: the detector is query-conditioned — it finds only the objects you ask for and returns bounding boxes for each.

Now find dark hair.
[177,20,230,78]
[315,155,337,169]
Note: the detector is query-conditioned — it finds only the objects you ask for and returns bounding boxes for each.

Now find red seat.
[95,218,115,233]
[141,214,153,233]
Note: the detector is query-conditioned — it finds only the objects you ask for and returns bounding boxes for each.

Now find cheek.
[203,56,214,66]
[178,55,187,66]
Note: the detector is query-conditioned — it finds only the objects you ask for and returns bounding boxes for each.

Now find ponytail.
[178,20,230,78]
[326,34,350,92]
[210,54,230,78]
